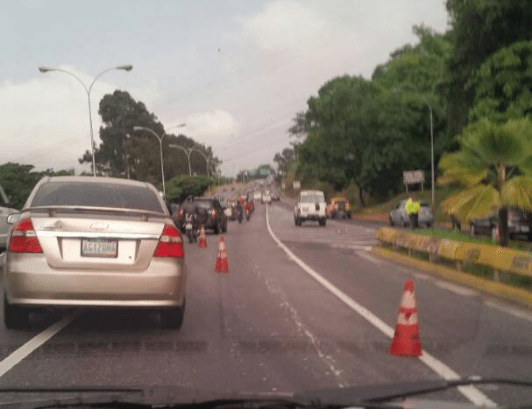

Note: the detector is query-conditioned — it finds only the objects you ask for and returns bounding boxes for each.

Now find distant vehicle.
[3,176,186,329]
[327,197,351,219]
[262,192,272,204]
[468,207,532,240]
[0,185,18,251]
[389,199,434,228]
[271,191,280,201]
[176,197,227,234]
[253,191,262,202]
[294,190,327,226]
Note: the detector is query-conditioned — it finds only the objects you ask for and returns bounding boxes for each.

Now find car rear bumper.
[4,256,186,308]
[299,214,326,220]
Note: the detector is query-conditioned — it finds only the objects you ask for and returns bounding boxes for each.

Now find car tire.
[470,224,476,237]
[160,299,185,330]
[402,218,409,228]
[214,221,220,235]
[426,223,432,228]
[4,293,30,329]
[389,216,394,226]
[222,219,227,233]
[319,218,326,226]
[331,211,336,219]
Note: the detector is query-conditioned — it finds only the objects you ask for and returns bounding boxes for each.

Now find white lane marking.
[485,301,532,324]
[435,281,478,297]
[265,207,496,408]
[412,272,431,281]
[0,311,80,378]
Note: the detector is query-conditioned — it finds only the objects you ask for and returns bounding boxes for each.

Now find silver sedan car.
[4,176,187,329]
[389,199,435,228]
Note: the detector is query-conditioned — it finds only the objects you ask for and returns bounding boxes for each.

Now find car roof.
[42,175,155,189]
[300,190,324,195]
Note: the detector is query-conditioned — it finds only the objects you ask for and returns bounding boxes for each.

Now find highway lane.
[0,200,529,406]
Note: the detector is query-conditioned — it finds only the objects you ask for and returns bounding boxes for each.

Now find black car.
[175,197,228,234]
[468,207,532,240]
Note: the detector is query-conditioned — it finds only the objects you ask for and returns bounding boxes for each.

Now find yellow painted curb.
[371,246,532,309]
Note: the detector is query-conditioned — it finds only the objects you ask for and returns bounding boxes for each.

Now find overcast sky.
[1,0,449,177]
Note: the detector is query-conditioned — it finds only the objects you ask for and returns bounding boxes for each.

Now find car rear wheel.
[214,221,220,234]
[389,216,394,226]
[319,218,326,227]
[222,219,227,233]
[4,293,30,329]
[160,299,185,330]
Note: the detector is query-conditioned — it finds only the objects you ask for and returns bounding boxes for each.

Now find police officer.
[405,192,421,229]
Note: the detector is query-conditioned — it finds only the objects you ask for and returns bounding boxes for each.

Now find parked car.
[175,197,228,234]
[389,199,435,228]
[262,192,272,204]
[271,191,280,201]
[0,185,18,251]
[3,176,187,329]
[294,190,327,226]
[469,207,532,240]
[327,197,351,219]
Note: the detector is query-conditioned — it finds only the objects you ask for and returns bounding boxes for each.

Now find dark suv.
[175,197,227,234]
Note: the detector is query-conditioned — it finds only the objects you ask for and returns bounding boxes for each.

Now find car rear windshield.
[301,195,324,203]
[30,181,164,213]
[196,200,214,209]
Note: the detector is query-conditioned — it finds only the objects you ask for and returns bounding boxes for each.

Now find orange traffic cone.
[198,225,207,248]
[214,236,229,273]
[389,280,422,357]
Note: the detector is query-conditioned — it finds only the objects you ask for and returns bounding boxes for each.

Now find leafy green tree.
[79,90,219,184]
[469,40,532,123]
[166,175,213,203]
[439,117,532,246]
[273,148,294,174]
[441,0,532,134]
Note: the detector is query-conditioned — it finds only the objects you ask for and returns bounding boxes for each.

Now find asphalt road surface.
[0,199,531,407]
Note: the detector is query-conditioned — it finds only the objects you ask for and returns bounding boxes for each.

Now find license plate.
[185,222,193,229]
[81,239,118,258]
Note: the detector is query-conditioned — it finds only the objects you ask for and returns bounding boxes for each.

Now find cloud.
[0,66,157,173]
[174,110,240,150]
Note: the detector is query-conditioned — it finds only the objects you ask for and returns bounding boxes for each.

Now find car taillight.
[9,218,43,253]
[154,224,185,258]
[211,209,217,218]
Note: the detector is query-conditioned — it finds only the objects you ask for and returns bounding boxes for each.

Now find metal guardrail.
[376,227,532,282]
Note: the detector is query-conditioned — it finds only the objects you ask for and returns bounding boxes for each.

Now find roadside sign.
[293,180,301,189]
[403,170,425,185]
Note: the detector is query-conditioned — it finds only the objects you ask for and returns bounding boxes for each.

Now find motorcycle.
[236,204,243,224]
[184,213,198,243]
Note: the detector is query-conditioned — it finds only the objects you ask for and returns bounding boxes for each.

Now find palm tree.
[438,117,532,246]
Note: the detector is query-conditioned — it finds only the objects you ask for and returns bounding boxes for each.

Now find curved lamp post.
[133,124,186,197]
[39,65,133,176]
[169,144,199,177]
[191,148,211,178]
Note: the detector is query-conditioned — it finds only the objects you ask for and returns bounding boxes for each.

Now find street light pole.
[421,97,435,206]
[39,65,133,176]
[169,145,194,176]
[133,126,166,196]
[191,147,211,178]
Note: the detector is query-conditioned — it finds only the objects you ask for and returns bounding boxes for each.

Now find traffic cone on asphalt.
[198,225,207,248]
[214,236,229,273]
[389,280,422,357]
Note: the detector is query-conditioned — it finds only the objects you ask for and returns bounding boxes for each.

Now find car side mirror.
[7,213,21,225]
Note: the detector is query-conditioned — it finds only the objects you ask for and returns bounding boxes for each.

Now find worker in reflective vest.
[405,193,421,229]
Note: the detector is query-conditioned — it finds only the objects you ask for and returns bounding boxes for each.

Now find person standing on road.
[405,192,421,229]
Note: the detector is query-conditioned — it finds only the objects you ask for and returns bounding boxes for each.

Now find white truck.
[294,190,327,226]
